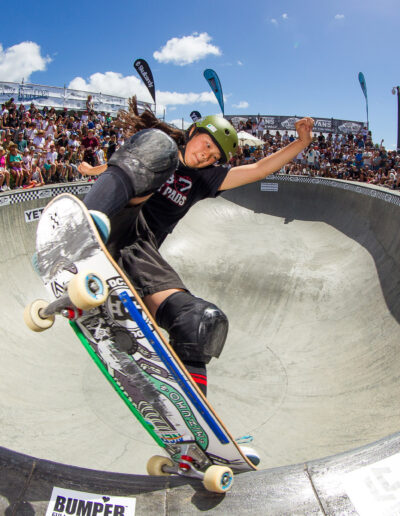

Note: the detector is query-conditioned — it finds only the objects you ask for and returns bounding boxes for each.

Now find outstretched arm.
[219,117,314,191]
[78,162,107,176]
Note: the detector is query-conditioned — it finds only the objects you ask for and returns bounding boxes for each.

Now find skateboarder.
[82,103,314,395]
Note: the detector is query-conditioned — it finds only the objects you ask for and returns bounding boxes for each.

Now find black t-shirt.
[57,136,69,148]
[107,142,117,160]
[142,161,229,245]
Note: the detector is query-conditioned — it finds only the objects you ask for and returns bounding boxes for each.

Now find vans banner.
[226,114,365,135]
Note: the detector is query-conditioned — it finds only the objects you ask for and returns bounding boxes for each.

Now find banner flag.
[190,110,202,122]
[358,72,368,100]
[134,59,156,104]
[358,72,369,127]
[203,69,224,115]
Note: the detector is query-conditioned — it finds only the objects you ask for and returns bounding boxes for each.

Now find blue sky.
[1,0,399,147]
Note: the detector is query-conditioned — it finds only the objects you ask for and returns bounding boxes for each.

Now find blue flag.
[203,69,224,115]
[358,72,369,128]
[358,72,368,100]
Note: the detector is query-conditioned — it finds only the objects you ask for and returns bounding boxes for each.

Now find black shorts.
[107,206,187,298]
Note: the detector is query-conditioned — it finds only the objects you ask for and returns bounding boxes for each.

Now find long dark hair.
[116,96,186,147]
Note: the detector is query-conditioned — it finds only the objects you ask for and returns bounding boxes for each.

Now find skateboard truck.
[24,270,108,332]
[61,307,84,321]
[147,443,234,493]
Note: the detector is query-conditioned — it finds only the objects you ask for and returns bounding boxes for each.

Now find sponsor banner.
[24,207,45,223]
[77,185,92,195]
[46,486,136,516]
[0,81,153,116]
[226,114,365,135]
[133,59,156,104]
[37,189,53,199]
[0,195,11,206]
[358,72,369,127]
[261,182,279,192]
[343,452,400,516]
[203,69,224,115]
[358,72,368,101]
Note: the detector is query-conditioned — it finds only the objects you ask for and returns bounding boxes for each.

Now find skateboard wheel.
[203,465,234,494]
[68,271,108,310]
[23,300,55,332]
[146,455,174,476]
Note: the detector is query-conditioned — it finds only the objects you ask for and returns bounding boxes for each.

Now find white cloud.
[0,41,51,82]
[68,71,219,119]
[232,101,249,109]
[153,32,221,65]
[167,118,192,130]
[334,14,345,20]
[237,60,243,66]
[69,71,152,100]
[270,18,278,25]
[282,13,288,19]
[157,90,217,105]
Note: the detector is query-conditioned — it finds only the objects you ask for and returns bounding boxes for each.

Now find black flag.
[133,59,156,104]
[190,110,202,122]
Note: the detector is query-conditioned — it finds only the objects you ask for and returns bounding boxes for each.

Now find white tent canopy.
[237,131,264,147]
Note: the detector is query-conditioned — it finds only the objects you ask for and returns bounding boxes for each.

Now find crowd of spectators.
[0,99,399,192]
[230,118,400,190]
[0,96,122,191]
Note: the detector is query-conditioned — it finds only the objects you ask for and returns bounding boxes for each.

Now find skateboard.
[24,193,258,493]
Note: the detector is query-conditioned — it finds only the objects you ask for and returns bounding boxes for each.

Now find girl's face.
[183,132,221,168]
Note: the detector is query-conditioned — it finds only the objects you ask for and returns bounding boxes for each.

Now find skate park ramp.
[1,176,400,514]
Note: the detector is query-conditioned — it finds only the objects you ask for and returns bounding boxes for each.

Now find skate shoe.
[89,210,111,244]
[239,445,260,466]
[235,435,260,466]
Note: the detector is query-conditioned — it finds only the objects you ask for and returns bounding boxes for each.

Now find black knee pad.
[108,129,178,197]
[155,291,228,364]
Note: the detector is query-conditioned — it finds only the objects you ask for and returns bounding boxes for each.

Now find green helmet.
[193,115,238,163]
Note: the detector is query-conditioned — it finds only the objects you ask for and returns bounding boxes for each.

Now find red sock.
[184,362,207,396]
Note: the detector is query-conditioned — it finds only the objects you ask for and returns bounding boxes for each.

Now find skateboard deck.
[27,193,257,491]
